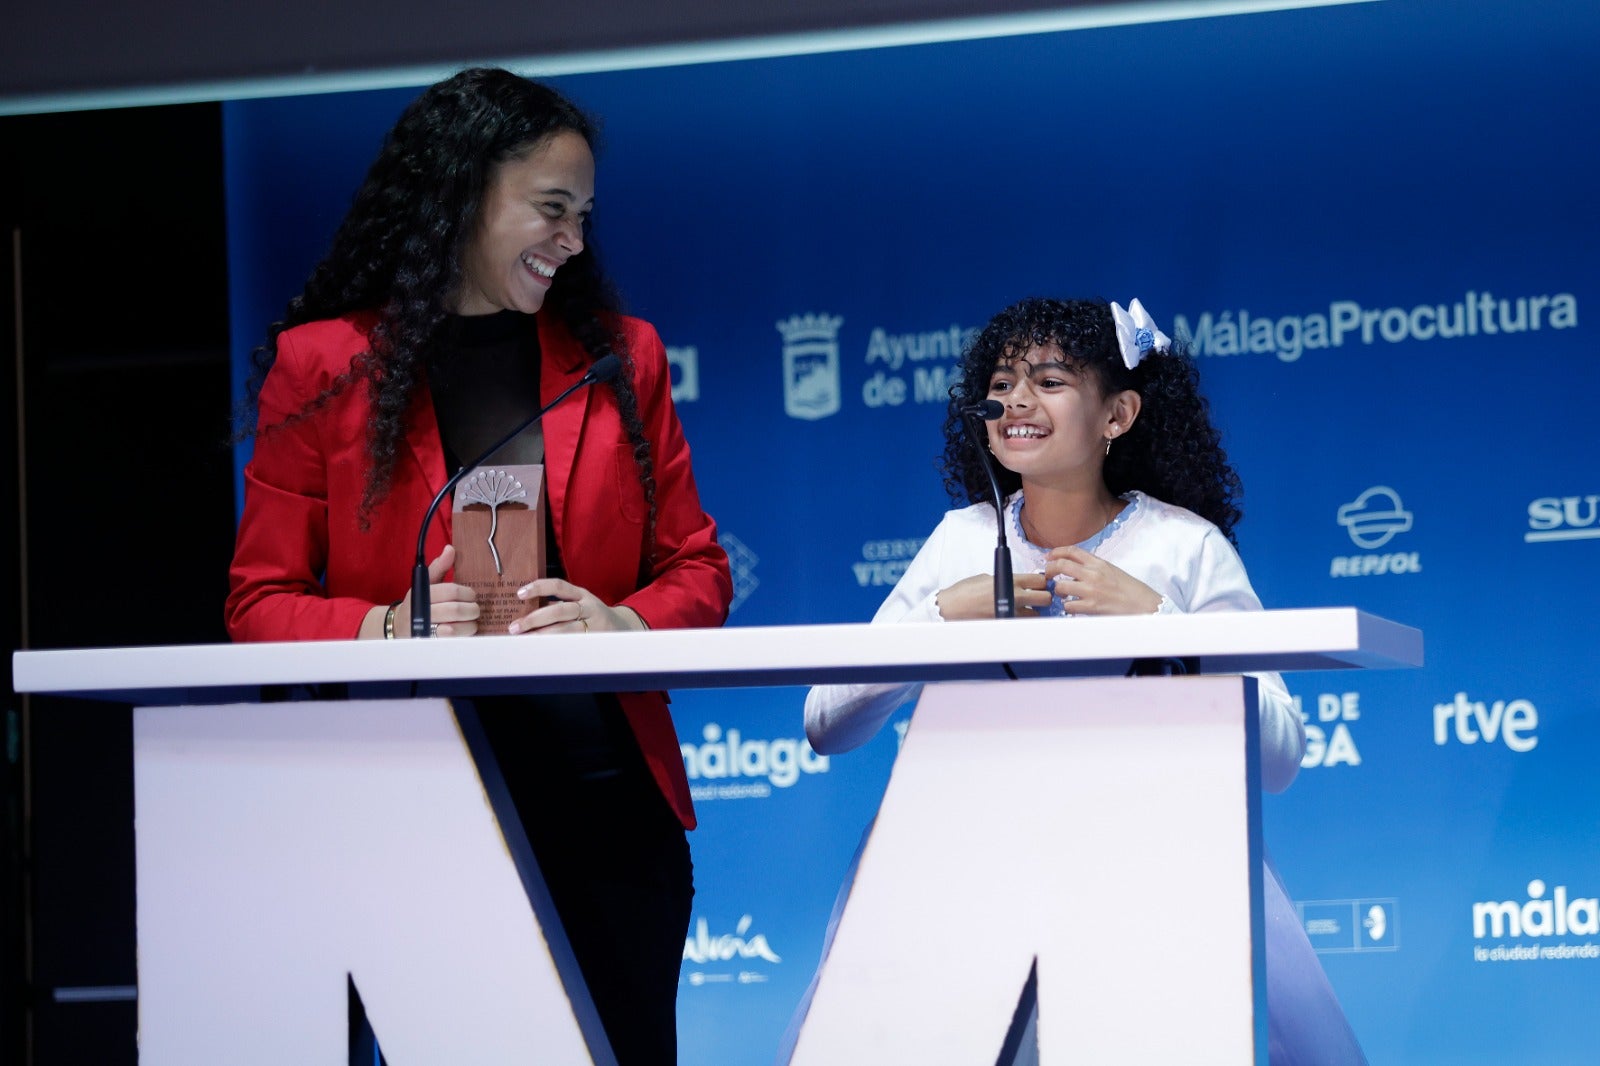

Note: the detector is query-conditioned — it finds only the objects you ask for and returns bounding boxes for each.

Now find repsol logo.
[1433,692,1538,753]
[1329,552,1420,578]
[1331,487,1420,577]
[1526,495,1600,543]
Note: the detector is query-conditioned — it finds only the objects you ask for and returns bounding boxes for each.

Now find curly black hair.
[940,296,1244,542]
[240,67,657,539]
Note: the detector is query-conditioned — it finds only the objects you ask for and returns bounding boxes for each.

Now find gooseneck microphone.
[411,354,622,637]
[960,399,1014,619]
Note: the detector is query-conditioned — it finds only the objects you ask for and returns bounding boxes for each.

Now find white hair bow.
[1109,298,1171,369]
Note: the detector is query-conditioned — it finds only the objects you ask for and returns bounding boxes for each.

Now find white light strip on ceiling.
[2,0,1381,116]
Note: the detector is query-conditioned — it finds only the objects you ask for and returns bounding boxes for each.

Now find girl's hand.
[508,578,646,634]
[1042,545,1163,616]
[935,572,1051,619]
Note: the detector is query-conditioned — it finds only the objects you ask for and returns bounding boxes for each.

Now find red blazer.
[226,311,732,829]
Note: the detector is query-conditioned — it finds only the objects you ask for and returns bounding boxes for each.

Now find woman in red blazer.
[228,69,731,1064]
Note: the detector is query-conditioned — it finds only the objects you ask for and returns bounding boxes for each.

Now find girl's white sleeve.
[1184,527,1307,793]
[804,517,957,754]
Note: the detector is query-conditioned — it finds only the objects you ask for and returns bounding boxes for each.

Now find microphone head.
[964,399,1004,421]
[585,354,623,384]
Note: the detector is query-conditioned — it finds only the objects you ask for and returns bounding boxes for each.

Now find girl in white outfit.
[798,296,1366,1066]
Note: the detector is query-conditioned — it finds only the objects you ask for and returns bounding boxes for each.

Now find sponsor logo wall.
[225,1,1599,1062]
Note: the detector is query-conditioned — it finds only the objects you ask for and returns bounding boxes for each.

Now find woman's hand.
[364,544,480,638]
[1042,545,1163,616]
[508,578,646,635]
[935,572,1051,620]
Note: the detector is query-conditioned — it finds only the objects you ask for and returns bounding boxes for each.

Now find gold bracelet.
[383,602,399,640]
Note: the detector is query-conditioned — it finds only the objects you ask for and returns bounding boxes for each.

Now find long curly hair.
[241,67,657,538]
[940,296,1244,542]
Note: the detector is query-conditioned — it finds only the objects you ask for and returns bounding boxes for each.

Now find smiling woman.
[224,67,731,1064]
[454,130,595,317]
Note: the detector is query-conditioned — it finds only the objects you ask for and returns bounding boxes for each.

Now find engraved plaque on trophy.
[451,465,546,635]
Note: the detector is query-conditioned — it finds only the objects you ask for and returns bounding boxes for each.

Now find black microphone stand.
[410,354,620,637]
[961,399,1014,619]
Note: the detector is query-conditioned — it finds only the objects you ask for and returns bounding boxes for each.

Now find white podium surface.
[10,609,1420,1065]
[13,607,1420,702]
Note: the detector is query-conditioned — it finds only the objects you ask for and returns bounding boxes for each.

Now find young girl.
[801,296,1365,1064]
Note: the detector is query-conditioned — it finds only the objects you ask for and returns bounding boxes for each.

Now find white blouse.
[804,490,1307,792]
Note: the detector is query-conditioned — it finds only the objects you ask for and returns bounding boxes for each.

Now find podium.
[12,608,1420,1064]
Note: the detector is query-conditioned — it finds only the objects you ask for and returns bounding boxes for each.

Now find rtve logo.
[1433,692,1538,752]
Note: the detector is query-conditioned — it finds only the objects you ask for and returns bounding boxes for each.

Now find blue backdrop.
[226,1,1600,1061]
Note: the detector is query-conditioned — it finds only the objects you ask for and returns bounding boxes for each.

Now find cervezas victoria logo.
[777,313,843,420]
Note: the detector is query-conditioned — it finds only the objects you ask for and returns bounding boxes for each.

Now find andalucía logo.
[777,313,843,420]
[1526,494,1600,543]
[682,914,781,986]
[1331,486,1420,577]
[1472,880,1600,964]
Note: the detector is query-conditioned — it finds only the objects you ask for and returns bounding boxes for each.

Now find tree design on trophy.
[452,464,545,634]
[458,469,527,575]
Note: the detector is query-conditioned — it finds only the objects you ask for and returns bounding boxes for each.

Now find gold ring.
[580,615,588,633]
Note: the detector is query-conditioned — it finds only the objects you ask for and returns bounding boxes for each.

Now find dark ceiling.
[3,0,1265,108]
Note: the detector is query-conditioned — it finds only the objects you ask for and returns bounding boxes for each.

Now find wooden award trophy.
[451,465,545,634]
